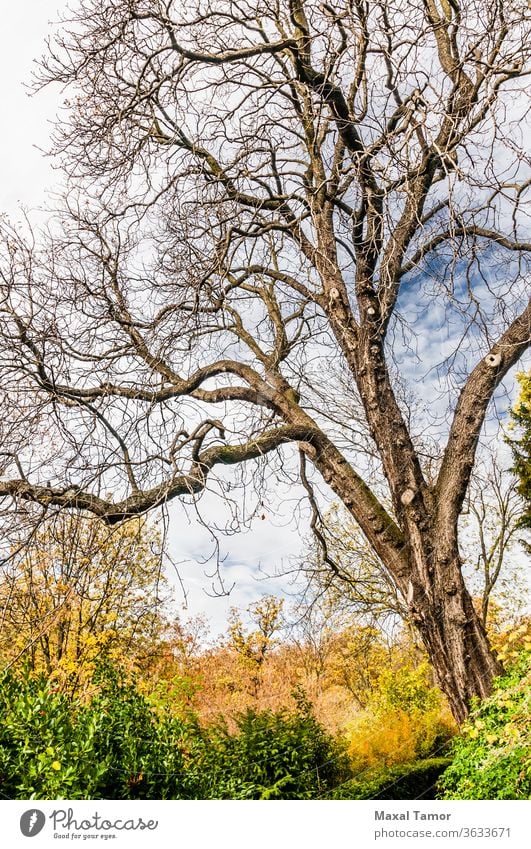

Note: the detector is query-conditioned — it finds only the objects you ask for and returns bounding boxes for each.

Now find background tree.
[0,0,530,721]
[227,596,284,698]
[297,502,408,626]
[459,457,526,626]
[0,515,169,690]
[508,371,531,545]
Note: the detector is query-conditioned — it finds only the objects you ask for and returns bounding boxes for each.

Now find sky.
[0,4,61,213]
[1,2,528,637]
[0,1,308,634]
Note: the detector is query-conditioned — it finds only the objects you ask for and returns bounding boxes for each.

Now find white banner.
[1,799,530,849]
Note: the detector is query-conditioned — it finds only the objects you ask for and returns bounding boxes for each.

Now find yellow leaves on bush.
[342,653,456,770]
[491,618,531,665]
[346,709,418,767]
[345,705,455,769]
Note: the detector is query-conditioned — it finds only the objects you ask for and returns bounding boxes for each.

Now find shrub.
[80,664,199,799]
[0,668,349,800]
[345,661,455,769]
[200,691,350,799]
[440,652,531,800]
[0,665,194,800]
[0,670,107,799]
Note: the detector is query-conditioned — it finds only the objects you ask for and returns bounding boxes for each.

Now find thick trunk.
[294,314,504,723]
[407,546,503,724]
[308,429,503,724]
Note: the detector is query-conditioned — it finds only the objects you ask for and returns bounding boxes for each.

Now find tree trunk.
[407,545,504,724]
[307,433,504,724]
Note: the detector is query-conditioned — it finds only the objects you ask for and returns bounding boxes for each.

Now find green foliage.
[440,652,531,800]
[507,371,531,541]
[0,668,106,799]
[78,665,196,799]
[332,758,452,800]
[0,667,349,800]
[0,664,193,800]
[200,691,350,799]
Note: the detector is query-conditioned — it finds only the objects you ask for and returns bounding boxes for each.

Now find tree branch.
[0,425,318,524]
[437,299,531,534]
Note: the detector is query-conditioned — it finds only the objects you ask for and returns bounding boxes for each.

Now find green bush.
[440,653,531,800]
[332,758,451,800]
[0,670,108,799]
[201,692,350,799]
[78,665,199,799]
[0,665,193,799]
[0,668,349,800]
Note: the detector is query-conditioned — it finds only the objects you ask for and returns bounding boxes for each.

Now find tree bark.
[301,412,504,722]
[406,541,504,724]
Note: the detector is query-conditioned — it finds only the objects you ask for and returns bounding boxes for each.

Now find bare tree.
[0,0,530,722]
[460,458,525,626]
[295,502,407,626]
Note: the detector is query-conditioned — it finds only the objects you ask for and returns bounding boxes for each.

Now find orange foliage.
[138,598,457,765]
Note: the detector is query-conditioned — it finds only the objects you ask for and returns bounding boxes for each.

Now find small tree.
[227,596,284,698]
[0,515,169,689]
[508,371,531,544]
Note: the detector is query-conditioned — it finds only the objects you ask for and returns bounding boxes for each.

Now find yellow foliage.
[0,514,170,692]
[345,703,455,769]
[490,617,531,665]
[340,649,456,770]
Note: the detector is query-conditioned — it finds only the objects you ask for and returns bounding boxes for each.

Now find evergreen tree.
[508,372,531,544]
